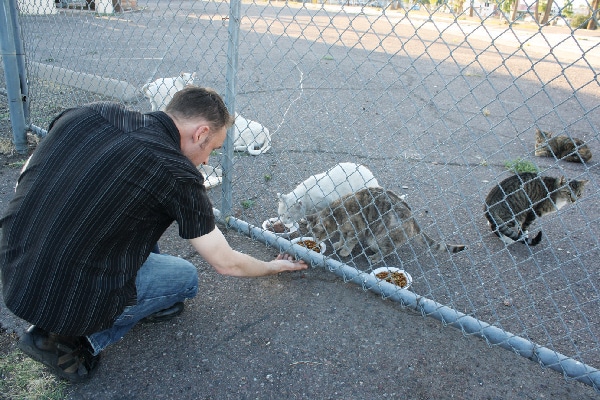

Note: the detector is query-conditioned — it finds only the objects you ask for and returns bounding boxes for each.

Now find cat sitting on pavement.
[484,172,588,246]
[534,129,592,163]
[232,112,271,156]
[142,72,197,112]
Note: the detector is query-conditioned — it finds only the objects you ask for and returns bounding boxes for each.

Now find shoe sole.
[141,302,185,323]
[18,333,96,383]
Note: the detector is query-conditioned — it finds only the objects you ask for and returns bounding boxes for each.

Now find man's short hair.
[165,86,234,130]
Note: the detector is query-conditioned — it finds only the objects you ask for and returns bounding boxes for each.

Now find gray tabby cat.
[484,172,588,246]
[534,129,592,163]
[305,187,466,263]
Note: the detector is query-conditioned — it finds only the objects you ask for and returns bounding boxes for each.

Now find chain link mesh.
[4,0,600,388]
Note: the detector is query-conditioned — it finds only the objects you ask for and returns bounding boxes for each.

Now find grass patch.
[241,199,255,209]
[0,349,68,399]
[0,133,39,159]
[0,137,16,155]
[8,160,27,168]
[504,158,539,174]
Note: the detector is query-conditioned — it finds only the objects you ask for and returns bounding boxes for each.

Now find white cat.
[142,72,197,111]
[277,162,381,224]
[233,112,271,156]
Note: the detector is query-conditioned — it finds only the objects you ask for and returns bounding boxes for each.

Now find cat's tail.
[247,124,271,156]
[421,233,466,254]
[141,83,152,98]
[246,135,271,156]
[234,140,271,156]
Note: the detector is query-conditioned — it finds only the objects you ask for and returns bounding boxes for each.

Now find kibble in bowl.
[370,267,412,289]
[268,220,288,234]
[262,218,299,238]
[291,236,327,254]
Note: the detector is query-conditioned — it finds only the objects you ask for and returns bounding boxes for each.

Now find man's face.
[183,125,227,166]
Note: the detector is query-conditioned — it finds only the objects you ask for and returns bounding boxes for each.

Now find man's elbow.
[210,259,243,277]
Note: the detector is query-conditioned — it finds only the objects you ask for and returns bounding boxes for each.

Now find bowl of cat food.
[371,267,412,289]
[291,236,327,254]
[262,217,299,238]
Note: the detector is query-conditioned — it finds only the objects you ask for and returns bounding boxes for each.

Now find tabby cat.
[484,172,588,246]
[305,187,466,263]
[534,129,592,163]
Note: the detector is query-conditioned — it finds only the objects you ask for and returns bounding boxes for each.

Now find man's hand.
[272,253,308,271]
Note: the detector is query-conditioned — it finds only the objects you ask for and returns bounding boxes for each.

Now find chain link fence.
[2,0,599,390]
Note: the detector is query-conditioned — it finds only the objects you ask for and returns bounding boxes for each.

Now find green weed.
[504,158,539,173]
[241,199,255,209]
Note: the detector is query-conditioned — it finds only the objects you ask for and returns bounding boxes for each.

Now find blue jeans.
[86,252,198,355]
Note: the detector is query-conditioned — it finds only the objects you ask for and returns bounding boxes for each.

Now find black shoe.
[141,302,185,323]
[18,325,100,383]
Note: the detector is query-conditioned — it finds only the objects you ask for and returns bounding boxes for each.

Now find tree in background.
[450,0,464,13]
[539,0,555,24]
[588,0,598,29]
[510,0,519,20]
[563,0,574,17]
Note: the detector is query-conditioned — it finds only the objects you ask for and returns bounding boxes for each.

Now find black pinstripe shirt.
[0,102,215,336]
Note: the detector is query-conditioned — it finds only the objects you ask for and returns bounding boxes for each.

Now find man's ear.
[194,124,210,143]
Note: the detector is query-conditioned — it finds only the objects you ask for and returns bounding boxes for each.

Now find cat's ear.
[559,176,566,185]
[277,192,282,200]
[536,129,550,139]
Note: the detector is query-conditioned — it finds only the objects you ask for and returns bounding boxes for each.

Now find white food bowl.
[262,218,299,238]
[291,236,327,254]
[371,267,412,289]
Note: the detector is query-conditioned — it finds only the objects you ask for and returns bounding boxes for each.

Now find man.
[0,86,307,383]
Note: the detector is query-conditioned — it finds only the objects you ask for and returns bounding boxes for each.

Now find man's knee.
[180,260,198,298]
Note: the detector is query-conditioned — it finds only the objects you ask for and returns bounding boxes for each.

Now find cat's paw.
[500,235,516,245]
[338,247,352,257]
[368,254,383,263]
[333,241,345,251]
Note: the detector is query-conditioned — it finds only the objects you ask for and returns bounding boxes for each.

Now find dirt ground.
[0,148,598,399]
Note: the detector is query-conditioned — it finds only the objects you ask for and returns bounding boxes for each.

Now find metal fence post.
[221,0,242,218]
[0,0,28,153]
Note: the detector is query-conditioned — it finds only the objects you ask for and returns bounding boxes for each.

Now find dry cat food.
[375,271,408,288]
[267,220,289,234]
[296,239,321,253]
